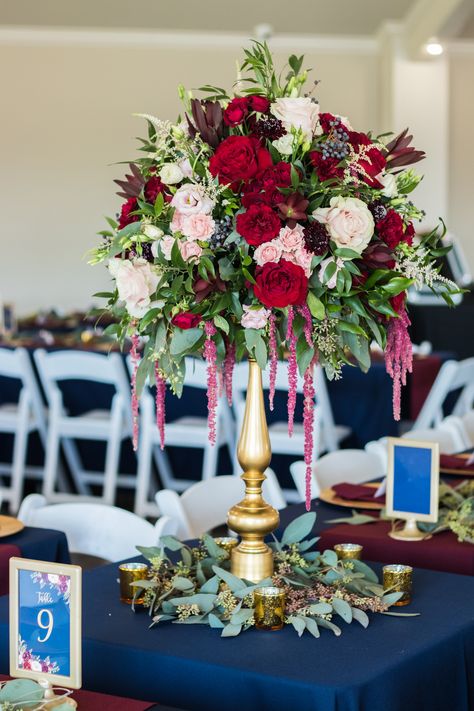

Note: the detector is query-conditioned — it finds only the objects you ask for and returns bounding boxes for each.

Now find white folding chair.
[460,411,474,447]
[314,449,384,491]
[232,361,350,502]
[0,348,48,513]
[155,470,286,539]
[131,356,235,517]
[289,460,321,503]
[414,358,474,430]
[18,493,178,562]
[401,424,462,454]
[34,349,133,505]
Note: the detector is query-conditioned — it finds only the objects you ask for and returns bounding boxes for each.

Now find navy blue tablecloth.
[2,526,70,566]
[1,546,474,710]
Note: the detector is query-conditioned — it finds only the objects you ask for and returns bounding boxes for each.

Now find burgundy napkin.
[332,483,385,503]
[440,454,474,472]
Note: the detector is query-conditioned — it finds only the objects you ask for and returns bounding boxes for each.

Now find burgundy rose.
[248,95,270,113]
[223,97,249,127]
[209,135,272,188]
[310,151,344,182]
[144,176,171,204]
[236,204,281,246]
[348,131,386,187]
[118,197,139,229]
[254,259,308,308]
[171,312,202,329]
[242,162,291,208]
[376,209,406,249]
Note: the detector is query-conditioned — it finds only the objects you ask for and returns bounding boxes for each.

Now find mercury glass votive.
[214,537,239,554]
[334,543,363,560]
[119,563,149,605]
[254,587,286,631]
[383,564,413,606]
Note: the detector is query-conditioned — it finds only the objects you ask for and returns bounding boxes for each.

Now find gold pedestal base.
[227,360,279,583]
[389,518,429,541]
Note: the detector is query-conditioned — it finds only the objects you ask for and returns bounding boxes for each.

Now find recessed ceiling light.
[425,41,444,56]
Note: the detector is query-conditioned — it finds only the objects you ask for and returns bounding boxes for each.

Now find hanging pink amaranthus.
[299,303,313,348]
[268,312,278,411]
[286,307,298,437]
[385,309,413,421]
[303,359,317,512]
[223,342,235,406]
[154,362,166,450]
[204,321,218,445]
[130,332,140,451]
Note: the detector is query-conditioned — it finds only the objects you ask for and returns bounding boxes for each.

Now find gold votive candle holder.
[383,564,413,606]
[119,563,149,605]
[334,543,363,560]
[254,586,286,631]
[214,537,239,554]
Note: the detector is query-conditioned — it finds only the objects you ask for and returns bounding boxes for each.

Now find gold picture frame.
[9,558,82,689]
[386,437,439,541]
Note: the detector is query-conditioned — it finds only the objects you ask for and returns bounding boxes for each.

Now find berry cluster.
[303,221,330,255]
[322,119,349,161]
[209,215,233,249]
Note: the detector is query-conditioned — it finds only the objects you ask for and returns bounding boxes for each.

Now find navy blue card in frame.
[393,444,432,515]
[10,558,81,688]
[17,569,71,677]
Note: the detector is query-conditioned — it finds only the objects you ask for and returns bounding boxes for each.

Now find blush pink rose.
[313,196,374,254]
[181,213,215,241]
[179,239,203,262]
[281,247,313,277]
[152,235,175,260]
[170,184,214,215]
[253,240,282,266]
[108,258,159,318]
[241,305,271,329]
[171,210,186,233]
[278,223,305,252]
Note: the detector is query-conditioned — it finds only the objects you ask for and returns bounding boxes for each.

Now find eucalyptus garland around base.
[133,512,407,638]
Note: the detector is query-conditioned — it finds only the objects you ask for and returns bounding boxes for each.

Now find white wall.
[0,33,378,314]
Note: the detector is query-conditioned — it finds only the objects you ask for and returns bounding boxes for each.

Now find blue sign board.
[393,444,433,515]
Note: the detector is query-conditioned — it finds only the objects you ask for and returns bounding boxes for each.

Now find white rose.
[313,196,374,254]
[171,184,214,215]
[143,224,163,239]
[271,97,320,140]
[241,305,270,329]
[108,258,159,318]
[272,133,294,156]
[30,661,42,672]
[378,172,398,198]
[159,163,184,185]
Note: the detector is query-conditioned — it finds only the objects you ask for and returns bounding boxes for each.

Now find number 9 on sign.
[37,608,54,643]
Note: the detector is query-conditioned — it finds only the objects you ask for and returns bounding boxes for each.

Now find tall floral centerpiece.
[91,43,456,577]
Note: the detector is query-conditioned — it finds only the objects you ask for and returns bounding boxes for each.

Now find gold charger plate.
[319,482,384,510]
[0,515,24,538]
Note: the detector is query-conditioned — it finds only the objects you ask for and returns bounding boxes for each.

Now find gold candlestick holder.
[227,359,279,583]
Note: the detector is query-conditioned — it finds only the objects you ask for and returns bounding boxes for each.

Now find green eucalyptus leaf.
[230,608,254,626]
[332,597,352,623]
[208,613,225,628]
[281,512,317,546]
[200,575,220,594]
[287,615,306,637]
[136,545,165,559]
[159,536,185,551]
[170,327,204,355]
[221,623,242,637]
[304,617,320,638]
[317,618,342,636]
[351,607,369,628]
[172,576,195,592]
[212,565,247,592]
[320,549,338,566]
[383,591,404,606]
[308,602,332,615]
[169,594,217,613]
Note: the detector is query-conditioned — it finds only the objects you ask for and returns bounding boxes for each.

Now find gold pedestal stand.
[227,360,279,583]
[389,518,430,541]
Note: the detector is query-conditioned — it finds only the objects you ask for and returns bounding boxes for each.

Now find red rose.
[248,95,270,113]
[377,209,405,249]
[236,204,281,246]
[241,162,291,208]
[254,259,308,308]
[223,97,249,127]
[171,312,202,329]
[118,197,139,229]
[310,151,343,182]
[348,132,386,187]
[209,135,272,188]
[144,176,171,204]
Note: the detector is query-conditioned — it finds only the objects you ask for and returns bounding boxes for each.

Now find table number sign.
[386,438,439,541]
[9,558,81,703]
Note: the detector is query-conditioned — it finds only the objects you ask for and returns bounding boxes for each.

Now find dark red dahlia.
[118,198,139,229]
[310,151,344,182]
[303,222,330,255]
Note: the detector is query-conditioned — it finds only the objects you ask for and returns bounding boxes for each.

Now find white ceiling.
[0,0,416,35]
[0,0,472,39]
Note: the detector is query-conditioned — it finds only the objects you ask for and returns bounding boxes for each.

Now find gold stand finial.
[227,359,279,582]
